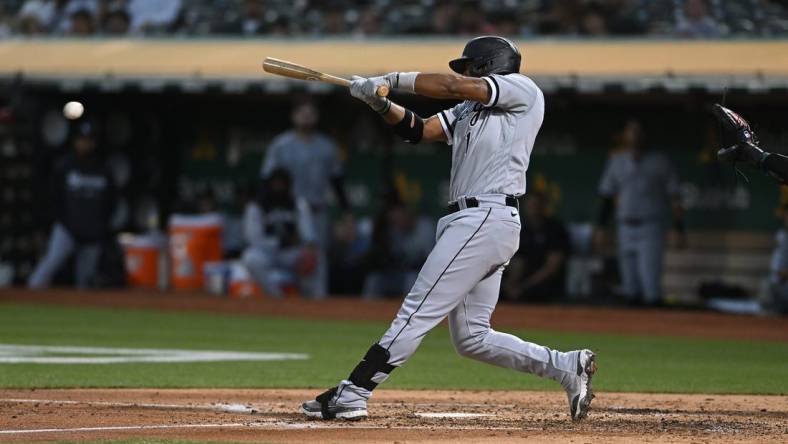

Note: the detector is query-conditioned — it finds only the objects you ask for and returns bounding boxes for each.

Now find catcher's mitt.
[712,104,762,164]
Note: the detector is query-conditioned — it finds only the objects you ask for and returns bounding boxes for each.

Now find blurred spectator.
[486,11,520,37]
[0,4,12,38]
[768,210,788,314]
[58,0,97,34]
[103,7,130,35]
[536,0,583,35]
[353,5,381,37]
[28,119,117,289]
[456,1,484,35]
[241,168,320,298]
[595,119,686,306]
[675,0,724,38]
[260,97,350,297]
[214,0,267,36]
[17,0,56,35]
[429,1,458,34]
[128,0,182,34]
[267,16,290,36]
[606,0,648,35]
[68,8,95,36]
[322,2,348,34]
[362,196,434,298]
[579,3,609,36]
[501,193,571,302]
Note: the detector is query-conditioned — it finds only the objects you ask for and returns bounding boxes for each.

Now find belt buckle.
[456,195,468,210]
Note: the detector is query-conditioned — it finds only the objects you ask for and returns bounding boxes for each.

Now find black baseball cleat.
[565,349,597,421]
[301,386,368,420]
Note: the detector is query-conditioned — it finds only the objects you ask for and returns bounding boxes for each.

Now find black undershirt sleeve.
[762,152,788,184]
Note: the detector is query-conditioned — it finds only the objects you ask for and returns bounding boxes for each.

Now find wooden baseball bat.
[262,57,389,97]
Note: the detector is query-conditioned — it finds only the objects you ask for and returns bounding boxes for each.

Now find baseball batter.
[302,36,597,421]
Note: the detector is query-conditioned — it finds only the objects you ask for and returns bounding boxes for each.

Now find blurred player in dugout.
[502,192,571,302]
[769,209,788,314]
[28,118,117,289]
[595,119,687,306]
[259,97,350,297]
[242,168,320,297]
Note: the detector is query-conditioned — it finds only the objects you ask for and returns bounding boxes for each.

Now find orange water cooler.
[119,232,166,289]
[168,213,223,290]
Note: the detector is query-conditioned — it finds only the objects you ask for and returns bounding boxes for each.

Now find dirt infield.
[0,389,786,443]
[2,288,788,342]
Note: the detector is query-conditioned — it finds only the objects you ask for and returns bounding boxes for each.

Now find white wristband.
[395,72,419,93]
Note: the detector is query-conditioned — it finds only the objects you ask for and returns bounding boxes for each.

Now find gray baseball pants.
[335,196,579,404]
[28,223,101,289]
[616,221,666,303]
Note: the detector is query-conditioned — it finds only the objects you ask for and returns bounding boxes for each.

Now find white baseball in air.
[63,101,84,120]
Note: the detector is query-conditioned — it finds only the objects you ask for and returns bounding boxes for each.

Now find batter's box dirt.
[0,389,785,443]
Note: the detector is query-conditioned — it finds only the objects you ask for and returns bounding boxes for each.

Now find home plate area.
[1,389,785,443]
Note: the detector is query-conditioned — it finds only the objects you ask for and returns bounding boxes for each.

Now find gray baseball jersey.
[261,130,343,208]
[436,73,545,201]
[598,150,680,222]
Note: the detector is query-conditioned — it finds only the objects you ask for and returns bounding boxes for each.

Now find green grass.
[54,441,249,444]
[0,303,786,394]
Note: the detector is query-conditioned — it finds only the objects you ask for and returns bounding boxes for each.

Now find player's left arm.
[391,72,534,111]
[411,73,491,103]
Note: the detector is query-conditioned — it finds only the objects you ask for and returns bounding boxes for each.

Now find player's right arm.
[380,101,447,143]
[260,136,282,178]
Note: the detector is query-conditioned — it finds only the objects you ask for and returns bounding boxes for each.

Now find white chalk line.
[1,422,522,435]
[0,398,517,435]
[0,344,309,364]
[0,398,256,414]
[0,423,249,435]
[1,398,509,413]
[415,412,495,418]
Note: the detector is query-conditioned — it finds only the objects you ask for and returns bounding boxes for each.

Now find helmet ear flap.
[468,59,488,77]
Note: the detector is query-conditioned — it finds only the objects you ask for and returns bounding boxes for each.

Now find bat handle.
[338,76,388,97]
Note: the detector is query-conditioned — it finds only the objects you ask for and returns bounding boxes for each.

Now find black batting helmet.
[449,36,521,77]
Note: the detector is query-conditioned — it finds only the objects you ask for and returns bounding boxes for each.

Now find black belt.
[448,195,519,214]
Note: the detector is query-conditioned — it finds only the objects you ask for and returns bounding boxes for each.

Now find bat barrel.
[263,57,389,97]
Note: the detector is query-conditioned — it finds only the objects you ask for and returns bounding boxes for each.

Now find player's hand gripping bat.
[262,57,389,97]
